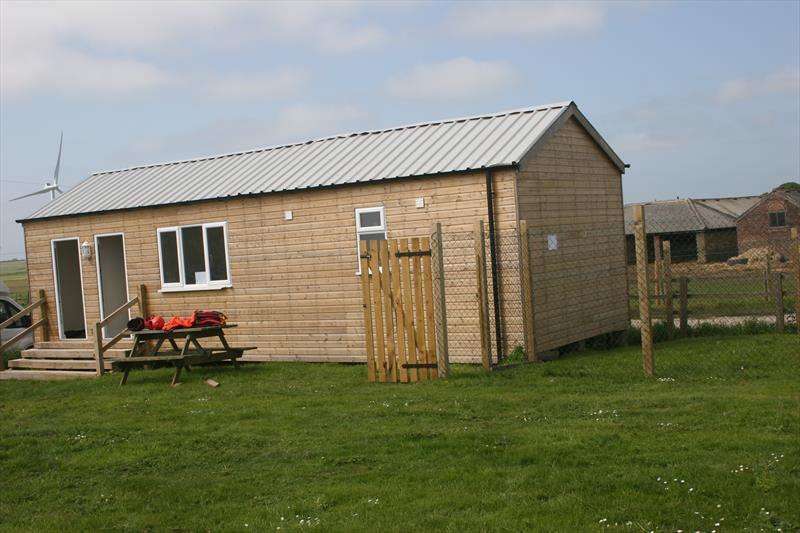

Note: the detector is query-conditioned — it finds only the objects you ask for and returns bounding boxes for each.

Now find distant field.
[0,259,28,304]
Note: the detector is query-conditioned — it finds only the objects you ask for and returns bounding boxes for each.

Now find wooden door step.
[20,348,127,360]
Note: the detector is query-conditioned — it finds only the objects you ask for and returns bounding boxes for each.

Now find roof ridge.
[90,101,574,177]
[684,198,708,230]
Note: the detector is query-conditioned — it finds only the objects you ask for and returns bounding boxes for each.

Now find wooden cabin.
[16,101,629,367]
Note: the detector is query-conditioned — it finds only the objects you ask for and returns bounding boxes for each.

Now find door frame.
[94,232,131,339]
[51,236,88,340]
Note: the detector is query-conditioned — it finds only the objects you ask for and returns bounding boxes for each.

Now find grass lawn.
[0,259,28,305]
[628,273,797,320]
[1,334,798,532]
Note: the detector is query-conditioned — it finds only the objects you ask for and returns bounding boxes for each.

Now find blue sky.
[1,0,798,260]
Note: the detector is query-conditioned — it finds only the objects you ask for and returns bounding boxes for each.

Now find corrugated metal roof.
[623,196,760,235]
[20,101,626,221]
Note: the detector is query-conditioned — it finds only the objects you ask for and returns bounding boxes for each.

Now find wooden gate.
[359,237,438,383]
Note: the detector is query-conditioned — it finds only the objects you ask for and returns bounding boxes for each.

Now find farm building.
[736,188,800,259]
[10,101,630,376]
[623,196,759,263]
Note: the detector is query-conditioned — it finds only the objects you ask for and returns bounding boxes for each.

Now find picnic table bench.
[112,324,255,385]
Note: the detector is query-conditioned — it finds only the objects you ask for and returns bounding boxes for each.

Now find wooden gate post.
[678,277,689,335]
[633,205,654,376]
[518,220,537,362]
[774,273,784,333]
[430,223,450,377]
[792,227,799,336]
[359,240,376,382]
[38,288,49,343]
[662,240,674,340]
[475,220,491,371]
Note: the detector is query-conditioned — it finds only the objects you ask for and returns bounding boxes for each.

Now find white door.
[51,238,87,339]
[96,233,130,338]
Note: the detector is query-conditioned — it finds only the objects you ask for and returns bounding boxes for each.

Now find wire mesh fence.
[430,224,525,367]
[626,199,800,378]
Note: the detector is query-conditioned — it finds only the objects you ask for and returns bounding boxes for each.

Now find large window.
[157,222,231,291]
[768,211,786,227]
[355,207,386,272]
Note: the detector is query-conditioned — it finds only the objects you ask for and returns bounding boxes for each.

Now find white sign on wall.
[547,234,558,251]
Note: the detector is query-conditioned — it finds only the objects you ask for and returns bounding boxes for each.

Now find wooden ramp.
[0,341,129,381]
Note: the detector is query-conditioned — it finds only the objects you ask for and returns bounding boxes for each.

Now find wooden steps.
[0,369,97,380]
[1,340,127,380]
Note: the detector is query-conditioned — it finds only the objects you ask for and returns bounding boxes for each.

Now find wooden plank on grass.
[379,240,397,382]
[399,238,418,382]
[359,240,376,382]
[421,236,438,380]
[390,239,409,383]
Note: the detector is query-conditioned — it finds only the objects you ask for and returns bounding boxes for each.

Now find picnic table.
[112,324,255,385]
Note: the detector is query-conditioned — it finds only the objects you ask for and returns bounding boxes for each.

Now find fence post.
[93,321,105,376]
[633,205,654,377]
[38,288,49,343]
[431,223,450,378]
[138,284,148,319]
[475,220,491,371]
[679,277,689,335]
[653,234,663,305]
[792,226,799,336]
[764,253,772,302]
[774,273,784,333]
[518,220,538,362]
[662,241,674,340]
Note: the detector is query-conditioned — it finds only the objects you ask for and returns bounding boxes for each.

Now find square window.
[355,207,386,272]
[157,222,230,290]
[768,211,786,227]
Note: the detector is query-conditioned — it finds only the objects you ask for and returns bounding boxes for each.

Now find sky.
[1,0,799,260]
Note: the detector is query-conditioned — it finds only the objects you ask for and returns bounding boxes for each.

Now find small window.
[157,222,231,291]
[768,211,786,227]
[355,207,386,272]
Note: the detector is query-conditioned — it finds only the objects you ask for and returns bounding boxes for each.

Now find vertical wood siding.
[516,117,629,352]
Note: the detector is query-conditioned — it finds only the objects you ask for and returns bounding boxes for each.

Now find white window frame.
[156,221,232,292]
[355,206,386,274]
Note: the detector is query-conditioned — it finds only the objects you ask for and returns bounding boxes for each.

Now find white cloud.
[718,68,800,104]
[387,57,518,100]
[445,1,605,38]
[0,1,387,98]
[274,103,367,140]
[206,68,309,100]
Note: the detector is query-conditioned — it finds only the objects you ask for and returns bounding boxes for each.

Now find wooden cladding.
[359,237,438,383]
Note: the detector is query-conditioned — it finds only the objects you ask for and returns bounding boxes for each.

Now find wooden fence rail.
[93,284,148,376]
[0,290,48,368]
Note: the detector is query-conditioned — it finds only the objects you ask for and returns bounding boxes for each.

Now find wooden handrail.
[97,296,139,330]
[0,318,46,360]
[94,285,147,376]
[0,297,45,331]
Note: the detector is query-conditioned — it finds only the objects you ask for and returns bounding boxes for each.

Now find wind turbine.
[11,133,65,202]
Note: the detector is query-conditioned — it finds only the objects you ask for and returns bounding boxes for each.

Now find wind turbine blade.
[53,132,63,185]
[10,188,52,201]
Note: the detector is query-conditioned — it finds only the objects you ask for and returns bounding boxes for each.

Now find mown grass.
[0,259,28,305]
[629,272,797,320]
[1,334,798,532]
